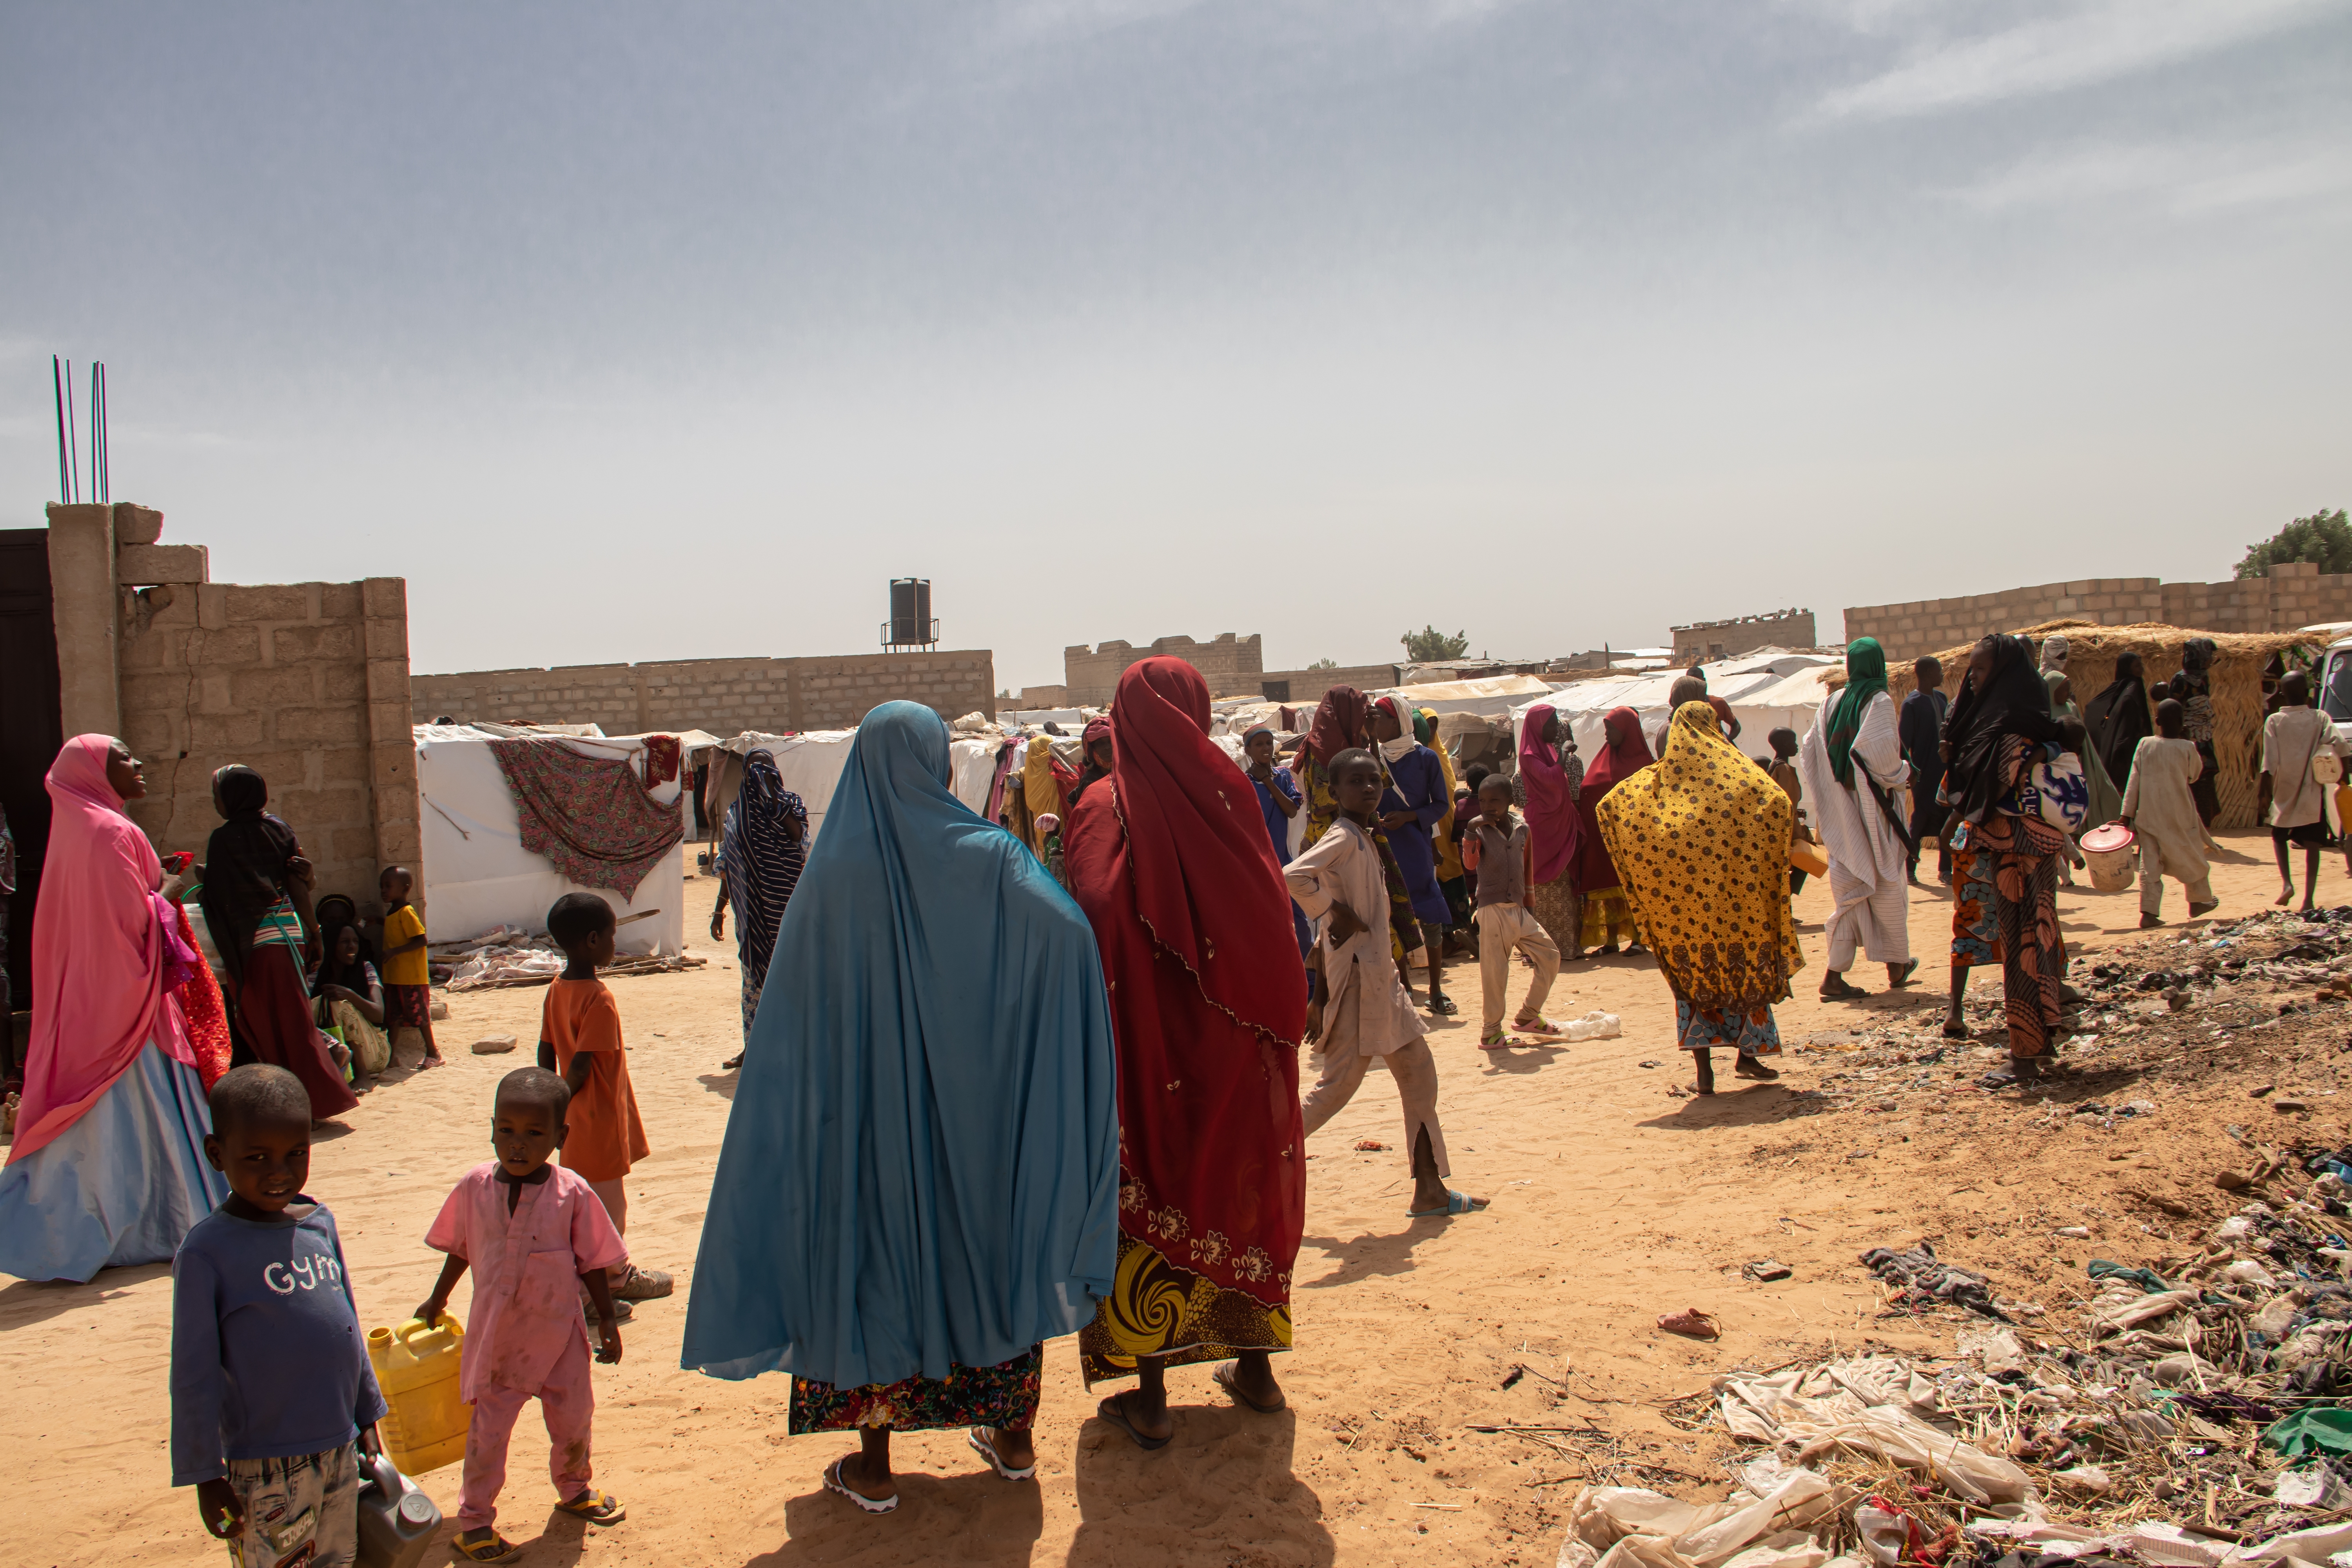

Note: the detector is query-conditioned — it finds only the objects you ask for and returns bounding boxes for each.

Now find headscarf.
[1302,686,1369,766]
[1516,704,1583,886]
[1942,635,2067,826]
[1824,638,1889,786]
[10,736,196,1164]
[1372,696,1417,763]
[1419,706,1465,882]
[2082,654,2154,794]
[719,749,808,979]
[680,702,1120,1389]
[1074,715,1115,798]
[1573,707,1656,893]
[196,764,301,980]
[1595,702,1802,1013]
[1016,735,1073,853]
[1076,657,1302,1034]
[2040,635,2070,674]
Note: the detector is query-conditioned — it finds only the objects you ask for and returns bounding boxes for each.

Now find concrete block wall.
[1256,663,1403,708]
[1670,609,1816,662]
[1845,564,2352,662]
[115,573,419,914]
[1064,632,1263,704]
[410,650,998,735]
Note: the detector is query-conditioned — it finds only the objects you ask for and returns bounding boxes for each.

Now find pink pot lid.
[2080,822,2135,853]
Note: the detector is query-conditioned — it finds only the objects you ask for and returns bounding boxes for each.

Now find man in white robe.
[2122,700,2218,927]
[1796,686,1917,996]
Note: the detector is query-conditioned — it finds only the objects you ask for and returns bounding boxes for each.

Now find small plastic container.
[367,1314,471,1475]
[355,1450,443,1568]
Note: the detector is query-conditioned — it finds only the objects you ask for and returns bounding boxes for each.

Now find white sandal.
[824,1457,899,1514]
[967,1426,1037,1481]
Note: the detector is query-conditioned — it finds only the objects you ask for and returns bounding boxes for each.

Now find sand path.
[2,826,2330,1565]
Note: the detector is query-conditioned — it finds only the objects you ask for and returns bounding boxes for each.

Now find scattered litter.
[1354,1139,1385,1152]
[1858,1243,2006,1320]
[1743,1260,1793,1283]
[1638,1061,1662,1070]
[1656,1308,1721,1341]
[470,1034,517,1054]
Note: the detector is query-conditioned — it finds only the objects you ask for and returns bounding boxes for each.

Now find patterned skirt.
[1078,1232,1292,1387]
[1674,999,1781,1057]
[1969,816,2066,1060]
[1528,873,1578,955]
[1948,843,2003,970]
[1580,888,1643,949]
[789,1346,1042,1434]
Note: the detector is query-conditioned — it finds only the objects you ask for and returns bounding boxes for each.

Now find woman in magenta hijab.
[0,735,226,1283]
[1572,708,1656,956]
[1516,705,1584,961]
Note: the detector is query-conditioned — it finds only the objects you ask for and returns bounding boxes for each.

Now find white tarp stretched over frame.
[413,725,686,955]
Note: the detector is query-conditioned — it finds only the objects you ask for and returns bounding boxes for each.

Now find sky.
[3,1,2347,691]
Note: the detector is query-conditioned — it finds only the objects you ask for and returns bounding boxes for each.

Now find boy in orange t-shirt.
[539,893,668,1310]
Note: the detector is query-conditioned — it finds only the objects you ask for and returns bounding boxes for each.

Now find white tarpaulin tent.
[703,730,1008,846]
[1514,650,1838,765]
[414,725,687,955]
[1375,672,1558,717]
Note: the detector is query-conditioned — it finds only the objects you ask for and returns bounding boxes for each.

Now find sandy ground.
[6,826,2345,1567]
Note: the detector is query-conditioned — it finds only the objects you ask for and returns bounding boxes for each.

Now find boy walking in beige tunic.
[1287,749,1484,1218]
[2123,699,2219,928]
[1464,775,1562,1050]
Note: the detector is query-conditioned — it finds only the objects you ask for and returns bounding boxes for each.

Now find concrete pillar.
[46,502,120,740]
[362,576,421,910]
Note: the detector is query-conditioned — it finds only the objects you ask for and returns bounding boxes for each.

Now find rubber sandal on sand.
[721,1053,744,1071]
[1426,995,1459,1016]
[968,1427,1037,1481]
[1818,976,1867,1001]
[1889,959,1920,988]
[1657,1308,1721,1340]
[1480,1033,1519,1051]
[453,1534,524,1564]
[824,1458,899,1514]
[1213,1360,1285,1414]
[1942,1018,1971,1040]
[1514,1016,1565,1038]
[1408,1189,1488,1218]
[1096,1393,1172,1451]
[555,1489,626,1524]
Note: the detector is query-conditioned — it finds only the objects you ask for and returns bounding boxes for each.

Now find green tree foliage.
[1401,625,1470,661]
[2237,509,2352,579]
[1308,657,1338,670]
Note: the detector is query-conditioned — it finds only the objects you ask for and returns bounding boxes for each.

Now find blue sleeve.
[169,1243,227,1486]
[326,1216,390,1429]
[1274,770,1301,806]
[1407,753,1447,827]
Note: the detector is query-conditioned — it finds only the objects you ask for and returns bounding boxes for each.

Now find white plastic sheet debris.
[1715,1356,2032,1505]
[1559,1470,1846,1568]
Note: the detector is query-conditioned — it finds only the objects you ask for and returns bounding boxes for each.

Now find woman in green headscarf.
[1796,638,1918,1001]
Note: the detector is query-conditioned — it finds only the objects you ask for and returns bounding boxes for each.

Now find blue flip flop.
[1408,1190,1489,1218]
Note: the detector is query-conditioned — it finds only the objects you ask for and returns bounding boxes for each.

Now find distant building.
[1670,610,1815,664]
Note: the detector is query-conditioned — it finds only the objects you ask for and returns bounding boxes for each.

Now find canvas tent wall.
[695,730,1010,849]
[1512,650,1837,766]
[414,725,686,955]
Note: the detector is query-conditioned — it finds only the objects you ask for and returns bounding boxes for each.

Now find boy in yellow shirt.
[378,866,444,1069]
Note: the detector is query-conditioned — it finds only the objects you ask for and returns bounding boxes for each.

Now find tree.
[1401,625,1470,661]
[1308,657,1337,671]
[2237,509,2352,579]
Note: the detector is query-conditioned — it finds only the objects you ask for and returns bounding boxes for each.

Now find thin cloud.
[1954,135,2352,215]
[1811,0,2351,122]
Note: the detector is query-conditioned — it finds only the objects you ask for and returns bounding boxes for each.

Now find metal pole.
[64,359,78,503]
[98,361,110,503]
[52,356,69,503]
[89,362,100,505]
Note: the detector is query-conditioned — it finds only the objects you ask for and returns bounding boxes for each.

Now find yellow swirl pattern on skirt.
[1078,1234,1292,1386]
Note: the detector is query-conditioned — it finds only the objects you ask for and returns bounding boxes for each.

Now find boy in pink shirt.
[416,1068,627,1563]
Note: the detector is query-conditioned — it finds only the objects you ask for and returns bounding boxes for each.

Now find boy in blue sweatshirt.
[172,1064,388,1567]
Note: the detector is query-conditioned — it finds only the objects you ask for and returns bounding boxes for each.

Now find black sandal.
[1425,995,1459,1016]
[1819,976,1868,1001]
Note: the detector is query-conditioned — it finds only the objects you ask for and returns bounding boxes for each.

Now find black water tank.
[885,578,935,647]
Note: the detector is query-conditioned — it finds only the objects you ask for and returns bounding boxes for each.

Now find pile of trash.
[1557,1158,2352,1568]
[435,927,704,991]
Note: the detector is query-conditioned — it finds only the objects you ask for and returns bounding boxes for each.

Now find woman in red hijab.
[0,736,227,1282]
[1516,705,1584,961]
[1573,708,1655,955]
[1063,657,1309,1447]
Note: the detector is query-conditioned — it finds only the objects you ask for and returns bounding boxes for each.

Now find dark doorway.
[0,528,64,1067]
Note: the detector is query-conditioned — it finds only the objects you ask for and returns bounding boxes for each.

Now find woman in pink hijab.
[1572,708,1656,956]
[1516,705,1584,961]
[0,735,226,1283]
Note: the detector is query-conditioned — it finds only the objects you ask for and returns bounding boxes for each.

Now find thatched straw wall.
[1828,620,2315,829]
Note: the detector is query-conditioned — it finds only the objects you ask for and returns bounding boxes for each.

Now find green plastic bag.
[2263,1406,2352,1461]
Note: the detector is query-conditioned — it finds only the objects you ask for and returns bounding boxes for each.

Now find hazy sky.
[4,1,2347,690]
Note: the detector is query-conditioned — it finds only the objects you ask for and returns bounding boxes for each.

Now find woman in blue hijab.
[680,702,1121,1513]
